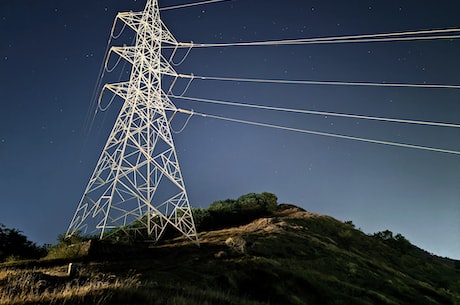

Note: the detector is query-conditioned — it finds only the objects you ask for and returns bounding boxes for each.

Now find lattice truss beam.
[66,0,198,243]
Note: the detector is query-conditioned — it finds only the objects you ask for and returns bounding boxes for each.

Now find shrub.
[44,232,96,260]
[191,208,213,231]
[198,192,279,231]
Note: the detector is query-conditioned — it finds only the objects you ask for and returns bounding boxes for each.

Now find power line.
[185,35,460,47]
[170,95,460,128]
[82,17,122,137]
[177,109,460,156]
[169,28,460,48]
[83,16,136,136]
[160,0,232,11]
[177,74,460,90]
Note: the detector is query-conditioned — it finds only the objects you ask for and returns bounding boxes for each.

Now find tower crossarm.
[109,46,137,65]
[115,12,144,33]
[159,20,179,46]
[159,55,178,76]
[104,82,131,100]
[103,82,177,111]
[108,46,177,77]
[160,92,177,111]
[115,12,178,46]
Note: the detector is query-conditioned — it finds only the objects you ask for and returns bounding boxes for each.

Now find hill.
[1,203,459,305]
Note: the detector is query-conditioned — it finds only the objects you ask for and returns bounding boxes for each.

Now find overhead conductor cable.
[177,109,460,156]
[177,74,460,90]
[170,95,460,128]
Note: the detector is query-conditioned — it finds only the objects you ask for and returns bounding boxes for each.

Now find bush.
[197,192,278,231]
[45,232,93,260]
[191,208,213,231]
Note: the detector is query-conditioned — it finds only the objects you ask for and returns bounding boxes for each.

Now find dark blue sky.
[1,0,459,258]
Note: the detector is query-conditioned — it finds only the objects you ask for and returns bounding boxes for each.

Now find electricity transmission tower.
[66,0,198,243]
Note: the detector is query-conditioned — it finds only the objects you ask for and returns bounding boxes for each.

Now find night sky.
[1,1,459,259]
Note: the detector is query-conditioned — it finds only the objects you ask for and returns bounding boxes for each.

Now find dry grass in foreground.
[0,267,141,305]
[0,265,269,305]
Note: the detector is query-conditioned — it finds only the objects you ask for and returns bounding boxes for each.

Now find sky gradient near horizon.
[1,0,459,258]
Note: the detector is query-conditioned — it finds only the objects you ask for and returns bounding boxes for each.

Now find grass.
[0,266,271,305]
[1,205,459,305]
[0,267,140,305]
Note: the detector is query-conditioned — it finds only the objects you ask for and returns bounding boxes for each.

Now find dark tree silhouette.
[0,224,46,261]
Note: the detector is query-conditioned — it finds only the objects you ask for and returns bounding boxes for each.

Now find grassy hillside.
[1,203,459,305]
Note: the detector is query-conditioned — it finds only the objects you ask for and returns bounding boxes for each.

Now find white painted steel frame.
[66,0,198,243]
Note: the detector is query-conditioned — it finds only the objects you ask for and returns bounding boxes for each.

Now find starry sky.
[1,0,459,259]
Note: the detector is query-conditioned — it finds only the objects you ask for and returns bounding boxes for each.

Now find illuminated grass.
[0,267,269,305]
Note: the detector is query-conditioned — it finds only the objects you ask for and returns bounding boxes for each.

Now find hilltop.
[1,197,459,305]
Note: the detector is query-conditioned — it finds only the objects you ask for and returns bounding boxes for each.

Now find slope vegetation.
[1,201,459,305]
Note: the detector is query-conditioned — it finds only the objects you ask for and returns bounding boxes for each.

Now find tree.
[236,192,278,214]
[373,230,394,240]
[393,233,412,252]
[0,224,46,261]
[373,230,413,254]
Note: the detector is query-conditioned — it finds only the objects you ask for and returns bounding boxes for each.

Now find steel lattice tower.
[66,0,198,243]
